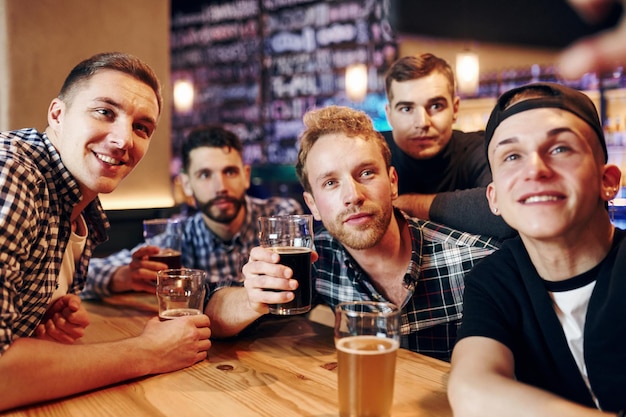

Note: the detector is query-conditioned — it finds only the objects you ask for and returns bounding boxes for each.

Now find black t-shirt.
[382,129,491,194]
[382,130,516,240]
[458,231,626,412]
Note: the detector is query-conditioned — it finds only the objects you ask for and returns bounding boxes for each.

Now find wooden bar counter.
[2,294,452,417]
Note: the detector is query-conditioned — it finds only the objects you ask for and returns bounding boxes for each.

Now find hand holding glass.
[143,218,183,269]
[334,301,400,417]
[156,268,206,320]
[258,214,313,315]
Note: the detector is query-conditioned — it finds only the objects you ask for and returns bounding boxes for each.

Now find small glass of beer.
[143,218,183,269]
[258,214,314,315]
[334,301,400,417]
[156,268,206,320]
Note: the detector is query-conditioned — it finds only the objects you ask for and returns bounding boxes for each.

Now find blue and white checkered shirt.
[313,209,501,361]
[83,196,303,300]
[0,128,109,355]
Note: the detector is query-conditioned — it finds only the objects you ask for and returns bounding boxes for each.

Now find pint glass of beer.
[258,214,314,315]
[334,301,400,417]
[156,268,206,320]
[143,218,183,269]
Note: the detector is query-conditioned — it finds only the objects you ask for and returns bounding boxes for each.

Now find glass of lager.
[258,214,314,315]
[334,301,400,417]
[156,268,206,320]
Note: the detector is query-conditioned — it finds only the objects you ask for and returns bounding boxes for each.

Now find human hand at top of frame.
[559,0,626,79]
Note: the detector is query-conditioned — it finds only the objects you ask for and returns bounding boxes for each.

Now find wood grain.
[2,295,452,417]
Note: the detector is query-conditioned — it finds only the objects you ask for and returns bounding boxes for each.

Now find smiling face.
[179,146,250,226]
[385,71,459,160]
[46,69,159,202]
[303,133,398,250]
[486,107,617,240]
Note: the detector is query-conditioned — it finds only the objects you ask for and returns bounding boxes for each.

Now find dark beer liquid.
[149,249,182,269]
[270,247,312,314]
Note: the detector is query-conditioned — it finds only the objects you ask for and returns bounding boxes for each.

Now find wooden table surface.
[2,294,452,417]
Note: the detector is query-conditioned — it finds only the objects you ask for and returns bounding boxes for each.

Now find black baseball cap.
[484,82,607,163]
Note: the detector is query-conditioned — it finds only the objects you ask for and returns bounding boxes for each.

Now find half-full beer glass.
[334,301,400,417]
[258,214,313,315]
[143,218,183,269]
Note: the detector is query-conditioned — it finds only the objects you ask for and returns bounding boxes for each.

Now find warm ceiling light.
[173,79,195,113]
[345,63,368,102]
[456,51,480,96]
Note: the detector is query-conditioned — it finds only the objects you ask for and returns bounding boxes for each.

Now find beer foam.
[336,335,399,355]
[270,246,312,254]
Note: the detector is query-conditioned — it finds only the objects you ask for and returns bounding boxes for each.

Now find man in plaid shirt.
[83,126,302,301]
[0,52,211,411]
[207,105,500,361]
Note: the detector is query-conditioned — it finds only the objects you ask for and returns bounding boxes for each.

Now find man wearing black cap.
[448,83,626,416]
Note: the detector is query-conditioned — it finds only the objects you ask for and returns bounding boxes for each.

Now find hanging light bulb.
[345,63,368,102]
[173,79,195,113]
[456,51,480,96]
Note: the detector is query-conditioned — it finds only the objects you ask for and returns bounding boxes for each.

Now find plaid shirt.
[0,129,109,355]
[83,196,303,301]
[313,209,501,361]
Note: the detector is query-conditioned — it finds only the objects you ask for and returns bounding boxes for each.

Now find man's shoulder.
[0,129,50,182]
[0,128,46,157]
[407,215,502,250]
[0,127,43,141]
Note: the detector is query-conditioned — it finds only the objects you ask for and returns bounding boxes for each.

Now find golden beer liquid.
[336,336,399,417]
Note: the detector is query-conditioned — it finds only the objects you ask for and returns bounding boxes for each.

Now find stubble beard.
[323,204,393,250]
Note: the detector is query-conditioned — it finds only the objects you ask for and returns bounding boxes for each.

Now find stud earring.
[492,207,498,214]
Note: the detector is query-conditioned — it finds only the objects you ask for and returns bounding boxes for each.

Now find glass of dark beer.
[258,214,313,315]
[143,218,183,269]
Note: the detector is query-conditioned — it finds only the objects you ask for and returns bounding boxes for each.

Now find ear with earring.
[606,188,619,198]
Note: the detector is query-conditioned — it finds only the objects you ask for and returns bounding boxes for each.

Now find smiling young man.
[383,54,514,239]
[83,125,302,299]
[207,105,500,361]
[448,83,626,416]
[0,52,212,411]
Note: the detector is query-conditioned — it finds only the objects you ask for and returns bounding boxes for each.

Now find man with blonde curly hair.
[207,105,501,361]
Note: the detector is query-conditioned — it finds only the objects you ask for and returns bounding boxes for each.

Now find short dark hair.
[384,53,455,101]
[58,52,162,114]
[181,125,243,172]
